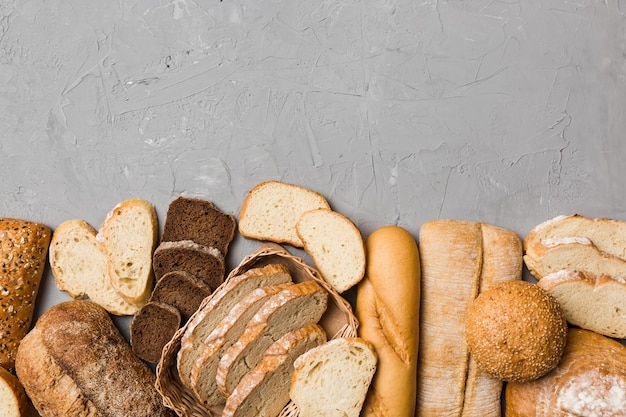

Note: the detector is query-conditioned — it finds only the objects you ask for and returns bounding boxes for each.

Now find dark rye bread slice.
[189,283,293,406]
[161,197,236,255]
[222,324,327,417]
[177,264,292,390]
[130,302,181,363]
[151,271,212,323]
[152,240,225,290]
[215,280,328,397]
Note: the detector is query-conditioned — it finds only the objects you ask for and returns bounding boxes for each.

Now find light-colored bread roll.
[355,226,420,417]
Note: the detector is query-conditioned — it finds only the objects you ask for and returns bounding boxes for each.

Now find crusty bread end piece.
[0,367,28,417]
[238,181,330,247]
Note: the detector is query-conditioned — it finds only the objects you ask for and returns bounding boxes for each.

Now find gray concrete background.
[2,0,625,369]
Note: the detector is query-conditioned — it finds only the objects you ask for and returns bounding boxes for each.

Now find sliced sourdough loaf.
[222,324,327,417]
[130,302,181,363]
[537,270,626,338]
[177,264,292,389]
[238,180,331,247]
[153,240,225,290]
[150,271,212,323]
[97,198,158,305]
[161,197,236,255]
[190,283,293,406]
[290,337,377,417]
[296,208,366,293]
[215,280,328,397]
[0,367,27,417]
[524,214,626,261]
[523,237,626,280]
[49,219,141,315]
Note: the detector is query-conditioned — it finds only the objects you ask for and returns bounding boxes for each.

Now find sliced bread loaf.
[153,240,225,290]
[296,208,366,293]
[523,237,626,280]
[150,271,212,323]
[130,302,181,363]
[161,197,236,255]
[189,283,293,406]
[524,214,626,261]
[215,280,328,397]
[222,324,327,417]
[238,181,330,247]
[49,219,141,315]
[290,337,377,417]
[537,270,626,338]
[0,367,27,417]
[177,264,292,389]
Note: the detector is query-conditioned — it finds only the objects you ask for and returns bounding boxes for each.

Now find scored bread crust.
[238,180,331,247]
[0,218,51,371]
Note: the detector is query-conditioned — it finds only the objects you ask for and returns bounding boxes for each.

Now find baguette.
[0,218,51,370]
[355,226,420,417]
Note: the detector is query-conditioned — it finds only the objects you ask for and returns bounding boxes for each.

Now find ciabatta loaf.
[417,220,522,417]
[290,337,377,417]
[215,280,328,397]
[238,180,330,247]
[537,269,626,338]
[223,324,327,417]
[355,226,420,417]
[506,328,626,416]
[0,218,51,370]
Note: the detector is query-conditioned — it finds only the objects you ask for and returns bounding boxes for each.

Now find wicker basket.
[155,242,359,417]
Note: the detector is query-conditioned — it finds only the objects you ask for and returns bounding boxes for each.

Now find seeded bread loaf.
[0,366,27,417]
[223,324,327,417]
[130,301,182,363]
[215,280,328,397]
[238,181,331,247]
[15,300,175,417]
[153,240,225,290]
[151,271,212,323]
[177,264,292,390]
[161,197,236,255]
[290,337,377,417]
[0,218,51,370]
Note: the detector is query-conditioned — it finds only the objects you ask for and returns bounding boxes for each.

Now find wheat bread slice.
[177,264,292,390]
[161,197,236,255]
[49,219,140,315]
[222,324,327,417]
[189,283,293,406]
[215,280,328,397]
[537,270,626,338]
[238,181,330,247]
[289,337,377,417]
[97,198,158,305]
[296,208,366,293]
[153,240,225,290]
[150,271,212,323]
[130,302,182,364]
[524,238,626,280]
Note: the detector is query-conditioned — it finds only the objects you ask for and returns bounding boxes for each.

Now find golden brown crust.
[0,218,51,370]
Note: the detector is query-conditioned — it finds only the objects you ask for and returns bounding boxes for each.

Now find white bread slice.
[0,367,27,417]
[238,181,330,247]
[523,237,626,280]
[222,324,327,417]
[524,214,626,261]
[49,219,141,315]
[189,283,293,406]
[537,270,626,338]
[97,198,158,305]
[290,337,377,417]
[296,209,366,293]
[177,264,292,390]
[215,280,328,397]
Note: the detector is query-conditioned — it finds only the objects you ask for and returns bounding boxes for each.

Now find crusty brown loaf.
[355,226,420,417]
[15,301,175,417]
[506,328,626,416]
[0,218,51,370]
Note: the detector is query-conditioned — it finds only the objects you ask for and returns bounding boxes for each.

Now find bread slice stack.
[524,214,626,338]
[130,197,236,363]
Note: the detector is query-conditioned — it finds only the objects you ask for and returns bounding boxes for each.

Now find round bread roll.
[465,280,567,383]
